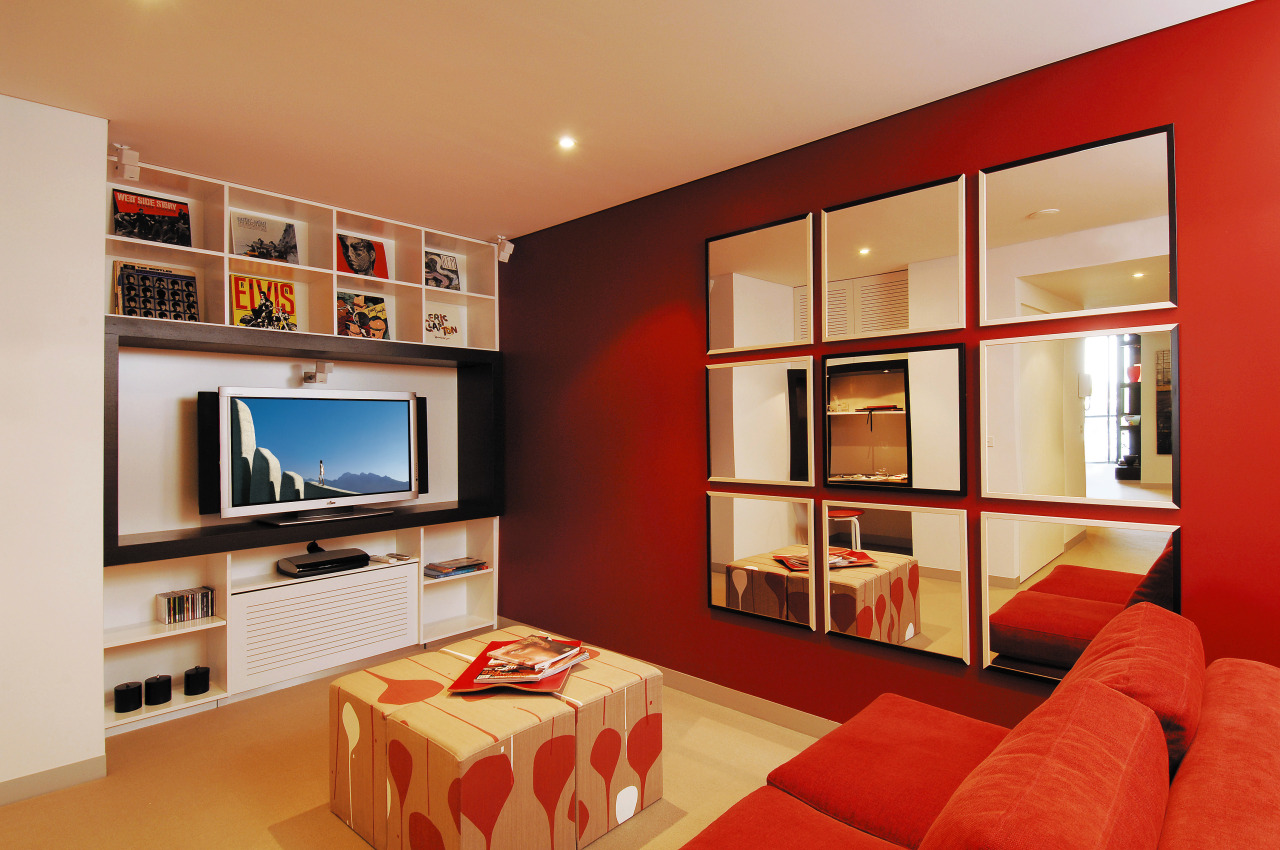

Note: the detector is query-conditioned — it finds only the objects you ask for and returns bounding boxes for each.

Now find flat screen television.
[198,386,422,525]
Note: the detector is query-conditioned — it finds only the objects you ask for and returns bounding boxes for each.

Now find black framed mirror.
[707,214,813,354]
[823,343,965,494]
[707,357,813,485]
[708,491,816,630]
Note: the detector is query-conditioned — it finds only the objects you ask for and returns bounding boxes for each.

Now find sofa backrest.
[1060,601,1204,769]
[919,679,1168,850]
[1126,541,1179,611]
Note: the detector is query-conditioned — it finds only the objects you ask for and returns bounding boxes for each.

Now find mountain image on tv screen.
[228,396,411,507]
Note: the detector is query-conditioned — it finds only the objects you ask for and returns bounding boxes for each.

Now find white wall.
[0,96,107,798]
[731,273,795,348]
[907,255,961,329]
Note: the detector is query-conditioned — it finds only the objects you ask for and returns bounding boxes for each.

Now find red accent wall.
[497,1,1280,726]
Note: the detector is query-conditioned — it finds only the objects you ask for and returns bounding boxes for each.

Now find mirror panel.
[708,492,815,630]
[824,177,965,340]
[824,502,969,662]
[981,325,1177,507]
[824,344,964,493]
[707,215,813,353]
[981,128,1175,325]
[982,513,1179,678]
[708,357,813,485]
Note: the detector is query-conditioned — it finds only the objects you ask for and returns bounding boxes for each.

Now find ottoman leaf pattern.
[627,713,662,803]
[534,734,576,847]
[461,753,514,850]
[408,811,445,850]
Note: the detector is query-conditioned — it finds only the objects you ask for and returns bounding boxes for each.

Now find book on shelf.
[773,547,875,571]
[336,289,391,339]
[112,189,192,247]
[230,211,300,264]
[423,250,462,290]
[448,638,590,693]
[423,557,487,579]
[112,260,199,322]
[229,273,298,331]
[486,633,579,669]
[156,586,215,625]
[337,233,391,278]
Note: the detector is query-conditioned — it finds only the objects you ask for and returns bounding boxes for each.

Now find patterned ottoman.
[827,550,920,644]
[723,545,811,625]
[330,627,662,850]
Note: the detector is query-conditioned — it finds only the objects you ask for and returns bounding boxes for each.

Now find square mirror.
[707,214,812,354]
[824,176,965,340]
[980,127,1175,325]
[824,344,965,493]
[708,492,815,630]
[824,502,969,662]
[708,357,813,485]
[981,325,1177,507]
[982,513,1179,679]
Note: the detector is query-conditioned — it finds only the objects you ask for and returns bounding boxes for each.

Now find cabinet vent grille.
[239,573,412,679]
[827,273,909,337]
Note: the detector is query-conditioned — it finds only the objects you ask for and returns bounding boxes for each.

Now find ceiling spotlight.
[1027,208,1060,219]
[1133,272,1145,278]
[859,247,870,255]
[559,135,577,150]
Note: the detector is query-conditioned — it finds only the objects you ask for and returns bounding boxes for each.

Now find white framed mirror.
[824,343,965,494]
[981,513,1179,679]
[824,501,969,663]
[980,127,1175,325]
[707,356,813,486]
[824,176,965,340]
[707,214,812,354]
[980,324,1177,508]
[708,492,816,630]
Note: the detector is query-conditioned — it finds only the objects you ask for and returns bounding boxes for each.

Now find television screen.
[209,387,419,522]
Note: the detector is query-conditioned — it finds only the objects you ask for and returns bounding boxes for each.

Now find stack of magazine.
[773,547,877,571]
[473,634,590,684]
[424,557,487,579]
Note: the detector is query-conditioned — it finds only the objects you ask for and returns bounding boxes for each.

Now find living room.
[3,1,1280,847]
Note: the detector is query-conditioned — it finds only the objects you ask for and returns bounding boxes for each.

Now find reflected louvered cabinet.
[227,562,418,693]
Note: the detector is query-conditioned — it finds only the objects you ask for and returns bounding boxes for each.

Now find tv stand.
[259,507,395,527]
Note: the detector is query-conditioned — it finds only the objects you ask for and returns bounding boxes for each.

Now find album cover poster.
[230,211,301,264]
[111,190,192,247]
[229,273,298,331]
[336,289,391,339]
[424,301,466,346]
[113,260,199,322]
[336,233,392,279]
[423,250,462,290]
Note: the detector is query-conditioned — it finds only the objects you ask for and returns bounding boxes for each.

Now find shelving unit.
[102,159,503,731]
[1116,334,1142,481]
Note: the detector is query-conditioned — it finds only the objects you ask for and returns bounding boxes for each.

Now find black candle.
[184,665,210,696]
[144,674,172,705]
[114,681,142,713]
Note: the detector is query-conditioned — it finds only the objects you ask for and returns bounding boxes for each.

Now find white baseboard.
[0,755,106,807]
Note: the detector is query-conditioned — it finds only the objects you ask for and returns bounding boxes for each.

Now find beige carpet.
[0,668,819,850]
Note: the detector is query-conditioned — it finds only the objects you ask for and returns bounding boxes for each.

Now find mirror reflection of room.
[823,177,964,340]
[707,358,812,485]
[708,493,814,629]
[983,515,1179,678]
[825,503,969,662]
[982,326,1175,506]
[981,128,1174,324]
[825,345,963,493]
[707,215,812,353]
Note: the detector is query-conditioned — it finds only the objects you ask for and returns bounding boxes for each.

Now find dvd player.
[277,548,370,577]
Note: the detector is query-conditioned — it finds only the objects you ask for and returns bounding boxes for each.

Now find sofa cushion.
[1031,563,1143,605]
[988,590,1122,669]
[1126,541,1179,611]
[768,692,1008,849]
[919,679,1169,850]
[1159,658,1280,849]
[678,785,903,850]
[1060,601,1204,768]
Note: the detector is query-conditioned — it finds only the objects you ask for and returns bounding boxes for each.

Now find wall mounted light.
[304,361,334,384]
[112,143,140,180]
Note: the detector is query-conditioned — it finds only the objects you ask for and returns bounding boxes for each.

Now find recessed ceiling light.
[859,247,870,255]
[1133,272,1145,278]
[1027,208,1060,219]
[559,135,577,150]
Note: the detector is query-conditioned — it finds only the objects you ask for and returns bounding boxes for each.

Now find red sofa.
[681,603,1280,849]
[988,539,1179,671]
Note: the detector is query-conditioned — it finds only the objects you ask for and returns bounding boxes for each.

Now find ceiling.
[0,1,1248,246]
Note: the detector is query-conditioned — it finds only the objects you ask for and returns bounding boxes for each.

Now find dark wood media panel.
[104,315,504,566]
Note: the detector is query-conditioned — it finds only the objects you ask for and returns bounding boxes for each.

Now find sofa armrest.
[767,693,1008,849]
[1160,658,1280,849]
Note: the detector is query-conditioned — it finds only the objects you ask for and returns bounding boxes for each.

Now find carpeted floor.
[0,667,820,849]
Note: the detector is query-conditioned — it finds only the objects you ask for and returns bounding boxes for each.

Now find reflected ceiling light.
[558,135,577,150]
[859,247,870,255]
[1027,208,1060,219]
